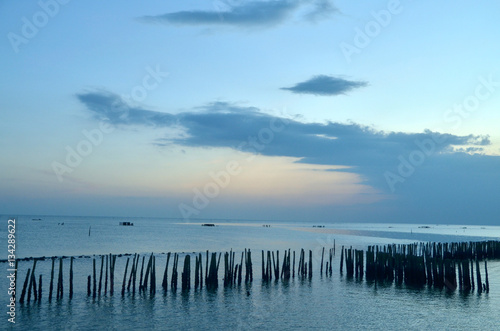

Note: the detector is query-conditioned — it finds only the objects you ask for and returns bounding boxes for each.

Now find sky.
[1,0,500,224]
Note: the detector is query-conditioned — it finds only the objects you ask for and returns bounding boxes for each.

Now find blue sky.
[1,0,499,224]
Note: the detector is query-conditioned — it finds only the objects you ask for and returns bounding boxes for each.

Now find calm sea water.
[2,215,500,330]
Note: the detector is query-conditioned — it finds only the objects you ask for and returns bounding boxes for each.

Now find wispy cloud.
[281,75,368,96]
[140,0,336,28]
[303,0,337,22]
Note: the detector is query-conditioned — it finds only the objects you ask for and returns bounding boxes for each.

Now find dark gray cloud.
[77,91,176,127]
[140,0,336,27]
[77,91,499,212]
[281,75,368,96]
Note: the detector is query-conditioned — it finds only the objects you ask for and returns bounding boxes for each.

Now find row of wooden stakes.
[341,240,500,293]
[15,240,500,303]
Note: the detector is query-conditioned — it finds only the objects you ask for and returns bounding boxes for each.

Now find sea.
[2,215,500,330]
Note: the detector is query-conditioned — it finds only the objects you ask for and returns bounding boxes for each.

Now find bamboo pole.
[49,258,55,301]
[105,255,109,295]
[321,247,325,275]
[122,257,130,296]
[27,259,37,303]
[93,258,96,298]
[199,253,203,289]
[99,255,104,296]
[58,258,63,299]
[127,254,136,292]
[38,275,42,301]
[139,256,145,292]
[19,269,31,304]
[151,256,156,295]
[162,252,171,291]
[182,255,191,291]
[70,257,74,299]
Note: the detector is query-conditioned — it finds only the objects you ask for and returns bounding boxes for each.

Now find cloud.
[281,75,368,96]
[77,90,497,189]
[77,90,500,223]
[140,0,336,28]
[77,90,176,127]
[303,0,337,22]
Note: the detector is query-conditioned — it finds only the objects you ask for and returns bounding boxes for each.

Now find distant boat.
[201,223,215,227]
[119,222,134,226]
[32,218,42,221]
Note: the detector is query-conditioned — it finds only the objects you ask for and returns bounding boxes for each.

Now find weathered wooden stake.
[27,259,37,303]
[98,256,104,296]
[104,255,109,295]
[93,258,96,298]
[58,258,63,299]
[19,268,31,304]
[122,257,130,296]
[320,247,325,275]
[162,252,171,291]
[49,258,54,301]
[69,256,74,299]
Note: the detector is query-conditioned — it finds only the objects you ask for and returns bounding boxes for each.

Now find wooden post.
[105,255,109,295]
[151,256,156,295]
[110,254,116,296]
[485,260,489,293]
[182,255,191,291]
[127,254,136,292]
[309,250,313,278]
[340,246,344,274]
[275,251,280,280]
[93,258,96,298]
[58,258,63,299]
[27,259,37,303]
[49,258,55,301]
[205,250,209,285]
[38,275,42,301]
[470,259,475,291]
[171,253,179,291]
[195,256,200,290]
[133,254,139,293]
[143,254,152,292]
[198,253,203,290]
[19,269,31,304]
[224,252,229,287]
[99,255,104,296]
[69,256,74,299]
[261,250,265,280]
[162,252,171,291]
[122,257,130,296]
[321,247,325,275]
[139,255,145,292]
[476,259,482,294]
